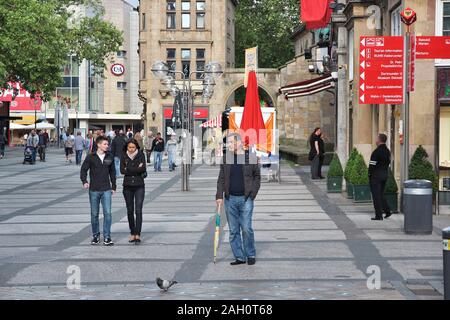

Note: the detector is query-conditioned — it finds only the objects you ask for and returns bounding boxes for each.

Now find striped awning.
[279,73,334,100]
[200,114,222,128]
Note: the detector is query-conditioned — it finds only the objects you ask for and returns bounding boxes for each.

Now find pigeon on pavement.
[156,277,178,292]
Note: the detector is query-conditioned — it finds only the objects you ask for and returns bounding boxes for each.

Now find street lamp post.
[151,60,223,191]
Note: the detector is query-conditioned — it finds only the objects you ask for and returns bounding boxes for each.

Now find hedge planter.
[384,193,399,213]
[353,184,372,203]
[346,181,354,199]
[327,176,343,193]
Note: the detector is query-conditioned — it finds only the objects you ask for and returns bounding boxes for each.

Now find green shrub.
[327,153,343,177]
[408,145,438,192]
[384,168,398,194]
[349,154,369,185]
[344,148,359,181]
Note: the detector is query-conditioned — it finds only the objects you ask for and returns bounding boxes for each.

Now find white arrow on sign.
[360,94,365,103]
[360,61,365,69]
[361,49,366,58]
[360,72,365,80]
[361,38,366,46]
[360,83,365,91]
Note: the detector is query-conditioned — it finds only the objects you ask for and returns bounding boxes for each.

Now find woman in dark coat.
[308,127,325,179]
[120,139,147,244]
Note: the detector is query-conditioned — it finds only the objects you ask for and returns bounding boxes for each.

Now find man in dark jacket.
[151,132,165,172]
[80,136,117,246]
[369,133,392,221]
[111,130,127,178]
[216,133,261,266]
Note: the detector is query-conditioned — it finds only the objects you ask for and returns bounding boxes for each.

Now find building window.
[348,28,354,81]
[53,55,80,110]
[117,82,127,90]
[167,13,176,29]
[117,50,127,58]
[167,48,176,59]
[182,49,191,77]
[182,1,191,29]
[167,49,176,76]
[197,13,205,29]
[391,6,402,36]
[142,13,146,30]
[196,49,205,79]
[444,2,450,35]
[196,1,205,11]
[142,61,146,79]
[167,0,176,11]
[181,49,191,60]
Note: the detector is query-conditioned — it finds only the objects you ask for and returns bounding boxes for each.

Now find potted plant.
[384,168,399,213]
[327,153,343,193]
[344,148,359,199]
[350,154,372,203]
[408,145,439,194]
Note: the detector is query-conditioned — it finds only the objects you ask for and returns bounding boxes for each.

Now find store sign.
[164,108,208,119]
[111,63,125,76]
[416,36,450,59]
[359,36,404,105]
[0,82,42,111]
[409,34,416,92]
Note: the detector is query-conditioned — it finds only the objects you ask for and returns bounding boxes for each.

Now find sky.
[125,0,139,8]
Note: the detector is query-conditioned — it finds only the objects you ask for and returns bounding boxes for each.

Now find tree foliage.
[235,0,300,68]
[408,145,438,192]
[344,148,359,181]
[328,153,343,177]
[0,0,123,100]
[349,154,369,185]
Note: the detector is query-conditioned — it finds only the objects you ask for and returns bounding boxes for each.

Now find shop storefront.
[163,107,209,143]
[437,68,450,213]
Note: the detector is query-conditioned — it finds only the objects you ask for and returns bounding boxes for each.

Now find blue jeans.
[89,190,112,239]
[75,150,83,165]
[154,151,162,171]
[168,150,175,170]
[31,147,37,163]
[224,195,255,261]
[114,156,121,177]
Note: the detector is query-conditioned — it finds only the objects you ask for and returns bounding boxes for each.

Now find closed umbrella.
[240,71,266,147]
[213,204,222,264]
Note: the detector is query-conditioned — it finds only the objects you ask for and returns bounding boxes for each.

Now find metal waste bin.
[443,227,450,300]
[403,180,433,234]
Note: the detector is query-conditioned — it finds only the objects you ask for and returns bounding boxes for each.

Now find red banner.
[359,36,404,105]
[416,36,450,59]
[300,0,333,30]
[0,83,42,111]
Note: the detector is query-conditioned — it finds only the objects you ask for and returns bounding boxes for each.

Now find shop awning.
[11,115,37,125]
[200,114,222,128]
[279,74,334,100]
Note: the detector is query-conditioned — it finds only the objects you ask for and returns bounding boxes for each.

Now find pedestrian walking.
[166,134,178,171]
[120,139,147,244]
[369,133,392,221]
[126,128,133,140]
[0,130,7,159]
[143,130,154,164]
[86,133,96,154]
[80,135,116,246]
[151,132,164,172]
[26,130,39,164]
[64,132,75,163]
[207,129,219,165]
[37,130,49,162]
[74,131,86,166]
[216,133,261,266]
[134,131,144,150]
[308,127,325,179]
[22,133,28,147]
[111,129,127,178]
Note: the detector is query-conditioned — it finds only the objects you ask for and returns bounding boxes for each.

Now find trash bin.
[403,180,433,235]
[443,227,450,300]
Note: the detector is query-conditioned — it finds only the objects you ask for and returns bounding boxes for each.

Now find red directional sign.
[416,36,450,59]
[359,36,404,105]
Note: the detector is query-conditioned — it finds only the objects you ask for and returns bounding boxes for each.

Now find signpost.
[359,36,404,105]
[416,36,450,59]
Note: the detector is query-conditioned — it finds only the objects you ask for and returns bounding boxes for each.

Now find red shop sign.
[164,108,209,119]
[0,82,42,111]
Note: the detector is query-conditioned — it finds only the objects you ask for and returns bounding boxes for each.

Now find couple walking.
[80,136,147,245]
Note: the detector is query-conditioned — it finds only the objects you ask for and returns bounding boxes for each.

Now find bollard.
[444,227,450,300]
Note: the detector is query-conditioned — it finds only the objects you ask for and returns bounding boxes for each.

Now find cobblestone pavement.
[0,147,447,300]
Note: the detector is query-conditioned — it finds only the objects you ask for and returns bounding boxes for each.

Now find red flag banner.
[301,0,333,30]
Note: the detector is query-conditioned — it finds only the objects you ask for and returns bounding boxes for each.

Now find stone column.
[336,25,349,166]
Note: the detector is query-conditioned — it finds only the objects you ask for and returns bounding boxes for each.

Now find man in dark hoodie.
[216,133,261,266]
[111,129,127,178]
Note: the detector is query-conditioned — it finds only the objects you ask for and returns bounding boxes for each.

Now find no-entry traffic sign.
[359,36,404,105]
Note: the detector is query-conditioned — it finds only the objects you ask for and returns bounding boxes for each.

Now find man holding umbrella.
[216,132,261,265]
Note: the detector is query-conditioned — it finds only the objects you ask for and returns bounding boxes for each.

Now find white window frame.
[436,0,450,66]
[391,6,402,36]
